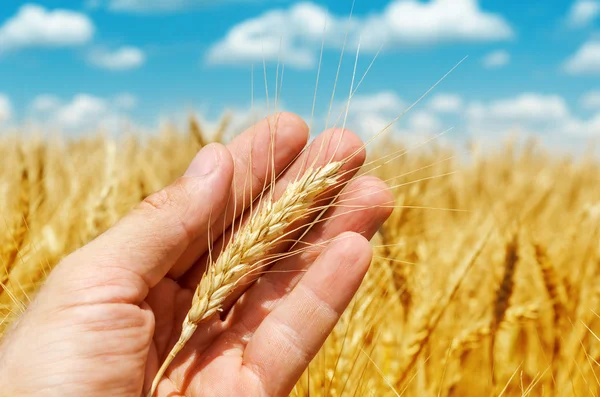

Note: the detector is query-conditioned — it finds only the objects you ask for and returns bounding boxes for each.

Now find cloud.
[31,94,61,113]
[467,93,570,121]
[581,90,600,110]
[0,94,12,122]
[29,93,138,132]
[347,91,406,116]
[465,93,600,137]
[429,93,463,113]
[358,0,514,50]
[207,2,344,69]
[114,93,138,109]
[207,0,514,68]
[408,110,442,132]
[566,0,600,28]
[482,49,510,69]
[0,4,94,52]
[87,46,146,71]
[53,95,108,129]
[564,40,600,75]
[332,91,406,136]
[560,113,600,136]
[330,91,445,146]
[329,91,600,151]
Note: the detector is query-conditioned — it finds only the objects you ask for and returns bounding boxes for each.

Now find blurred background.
[0,0,599,151]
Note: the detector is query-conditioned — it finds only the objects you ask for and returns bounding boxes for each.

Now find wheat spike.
[533,242,568,384]
[397,226,492,388]
[0,149,30,291]
[189,115,206,148]
[148,160,343,397]
[490,232,518,389]
[491,233,518,332]
[534,243,568,321]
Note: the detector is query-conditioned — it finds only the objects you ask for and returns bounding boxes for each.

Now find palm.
[145,278,277,397]
[145,279,264,396]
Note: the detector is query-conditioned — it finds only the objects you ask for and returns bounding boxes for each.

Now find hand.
[0,113,392,397]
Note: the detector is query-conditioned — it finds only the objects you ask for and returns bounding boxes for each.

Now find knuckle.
[141,178,190,213]
[137,178,197,243]
[141,187,175,212]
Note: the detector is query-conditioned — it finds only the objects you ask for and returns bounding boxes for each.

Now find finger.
[179,127,366,292]
[168,112,309,278]
[45,143,234,305]
[224,176,392,337]
[242,232,373,397]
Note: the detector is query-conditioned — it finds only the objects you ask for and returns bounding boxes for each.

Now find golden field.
[0,118,599,396]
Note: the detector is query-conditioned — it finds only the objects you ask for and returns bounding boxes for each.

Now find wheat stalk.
[148,160,344,396]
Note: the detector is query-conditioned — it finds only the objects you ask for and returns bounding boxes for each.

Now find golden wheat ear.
[148,160,344,396]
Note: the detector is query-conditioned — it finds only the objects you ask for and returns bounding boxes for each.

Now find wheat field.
[0,117,599,396]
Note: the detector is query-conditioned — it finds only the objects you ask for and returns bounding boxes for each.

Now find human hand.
[0,113,392,397]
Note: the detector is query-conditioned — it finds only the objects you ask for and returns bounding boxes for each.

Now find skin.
[0,113,393,397]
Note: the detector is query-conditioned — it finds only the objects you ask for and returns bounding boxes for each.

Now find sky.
[0,0,599,150]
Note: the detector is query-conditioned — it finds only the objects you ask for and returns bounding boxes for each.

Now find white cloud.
[207,0,514,68]
[407,110,442,132]
[0,94,12,122]
[207,2,344,69]
[329,91,445,145]
[31,94,61,113]
[332,91,406,136]
[561,113,600,135]
[114,93,138,109]
[581,90,600,109]
[334,91,600,149]
[564,40,600,75]
[87,46,146,71]
[0,4,94,52]
[465,93,600,138]
[347,91,406,116]
[467,93,570,121]
[358,0,514,50]
[54,95,108,129]
[567,0,600,28]
[482,49,510,69]
[29,93,139,132]
[429,93,463,113]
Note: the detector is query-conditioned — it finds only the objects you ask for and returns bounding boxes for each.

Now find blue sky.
[0,0,599,148]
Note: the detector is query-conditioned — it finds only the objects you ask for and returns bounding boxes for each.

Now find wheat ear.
[148,161,343,397]
[397,225,492,387]
[0,149,30,291]
[533,242,568,383]
[489,232,518,389]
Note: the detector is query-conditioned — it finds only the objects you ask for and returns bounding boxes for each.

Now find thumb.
[45,143,234,305]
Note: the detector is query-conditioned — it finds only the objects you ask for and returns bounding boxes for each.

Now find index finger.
[241,232,373,397]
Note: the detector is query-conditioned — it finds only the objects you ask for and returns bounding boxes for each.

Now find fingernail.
[185,144,219,177]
